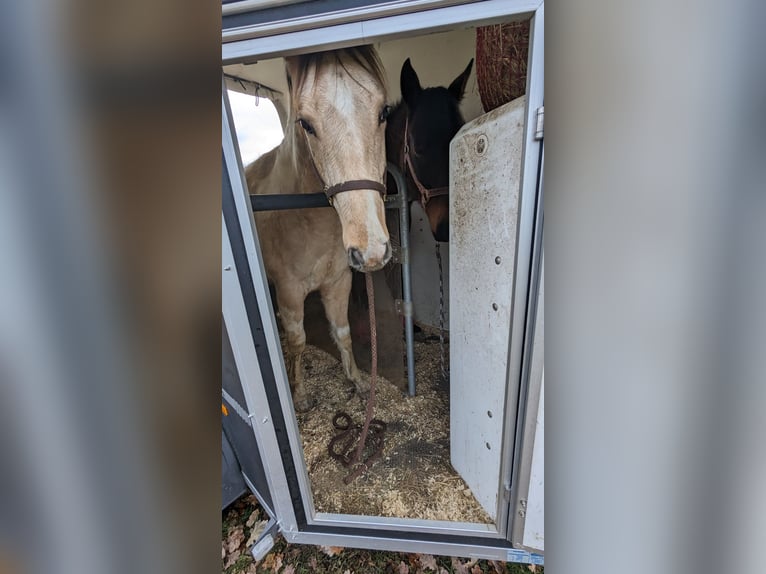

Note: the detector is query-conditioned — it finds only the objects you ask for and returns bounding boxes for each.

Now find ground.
[223,494,543,574]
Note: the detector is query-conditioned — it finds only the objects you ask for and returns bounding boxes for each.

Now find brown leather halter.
[301,128,386,205]
[403,115,450,207]
[325,179,387,203]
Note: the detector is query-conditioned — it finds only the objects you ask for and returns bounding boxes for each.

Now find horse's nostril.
[348,247,365,268]
[384,242,392,261]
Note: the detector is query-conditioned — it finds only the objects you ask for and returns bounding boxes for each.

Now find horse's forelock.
[342,45,386,91]
[289,46,385,99]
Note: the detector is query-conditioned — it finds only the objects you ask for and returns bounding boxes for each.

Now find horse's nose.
[347,241,391,271]
[348,247,365,269]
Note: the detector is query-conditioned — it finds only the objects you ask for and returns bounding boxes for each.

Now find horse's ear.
[448,58,473,102]
[400,58,422,106]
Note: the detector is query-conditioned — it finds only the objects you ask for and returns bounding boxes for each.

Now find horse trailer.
[221,0,544,564]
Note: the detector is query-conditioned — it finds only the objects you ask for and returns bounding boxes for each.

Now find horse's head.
[286,46,391,272]
[400,57,473,243]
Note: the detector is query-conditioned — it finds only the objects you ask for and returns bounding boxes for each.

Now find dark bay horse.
[246,46,391,411]
[385,57,474,242]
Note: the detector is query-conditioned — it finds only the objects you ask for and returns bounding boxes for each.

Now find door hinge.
[534,106,544,140]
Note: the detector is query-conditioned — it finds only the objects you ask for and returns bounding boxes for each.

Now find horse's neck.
[276,124,323,194]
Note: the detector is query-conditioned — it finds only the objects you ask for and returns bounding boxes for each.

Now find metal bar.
[224,1,484,38]
[386,163,416,396]
[223,0,306,17]
[222,0,476,20]
[312,512,501,537]
[284,529,543,564]
[498,1,545,540]
[222,388,253,427]
[223,0,540,63]
[510,146,544,552]
[250,192,330,211]
[223,83,306,533]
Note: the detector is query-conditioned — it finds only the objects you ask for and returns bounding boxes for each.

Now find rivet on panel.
[476,135,488,155]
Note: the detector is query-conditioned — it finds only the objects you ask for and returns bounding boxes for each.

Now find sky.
[227,89,284,166]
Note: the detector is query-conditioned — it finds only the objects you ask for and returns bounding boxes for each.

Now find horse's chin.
[348,257,389,273]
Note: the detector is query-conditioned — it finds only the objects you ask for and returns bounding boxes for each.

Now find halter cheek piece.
[403,115,450,207]
[301,129,387,206]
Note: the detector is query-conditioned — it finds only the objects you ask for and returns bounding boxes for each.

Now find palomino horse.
[246,46,391,412]
[386,58,474,242]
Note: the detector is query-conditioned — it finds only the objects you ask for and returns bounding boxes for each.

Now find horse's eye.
[297,118,316,135]
[379,105,392,124]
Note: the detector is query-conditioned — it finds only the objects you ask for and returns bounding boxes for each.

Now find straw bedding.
[290,328,492,524]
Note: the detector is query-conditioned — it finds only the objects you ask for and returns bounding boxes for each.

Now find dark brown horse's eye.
[297,118,315,135]
[379,105,392,124]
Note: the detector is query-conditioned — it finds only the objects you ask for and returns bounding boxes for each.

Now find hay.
[476,20,530,112]
[290,328,492,524]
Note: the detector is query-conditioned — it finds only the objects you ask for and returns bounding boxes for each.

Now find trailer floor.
[293,331,493,524]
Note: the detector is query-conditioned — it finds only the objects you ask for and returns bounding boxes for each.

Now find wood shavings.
[292,330,492,524]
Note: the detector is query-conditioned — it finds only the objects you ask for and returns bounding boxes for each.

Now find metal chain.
[435,243,448,384]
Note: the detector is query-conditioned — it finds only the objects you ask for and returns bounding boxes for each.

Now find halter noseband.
[301,129,386,205]
[324,179,387,203]
[403,115,450,207]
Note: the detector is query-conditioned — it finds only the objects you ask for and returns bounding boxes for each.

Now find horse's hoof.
[294,396,315,412]
[353,380,371,400]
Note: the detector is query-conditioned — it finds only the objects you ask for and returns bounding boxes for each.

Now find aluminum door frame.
[507,142,544,552]
[222,0,539,63]
[221,0,543,561]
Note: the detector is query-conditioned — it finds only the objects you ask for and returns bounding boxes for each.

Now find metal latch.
[249,517,278,561]
[534,106,544,140]
[394,299,413,317]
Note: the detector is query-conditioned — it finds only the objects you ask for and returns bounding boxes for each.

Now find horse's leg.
[320,270,369,398]
[276,284,313,412]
